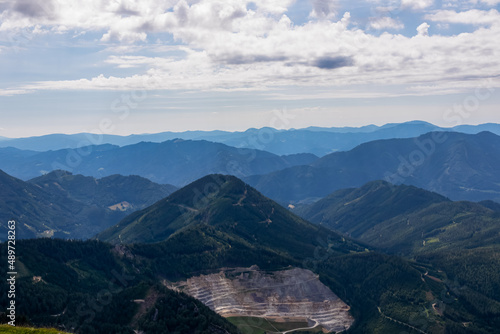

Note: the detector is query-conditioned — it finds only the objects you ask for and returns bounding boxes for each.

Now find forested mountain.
[293,179,500,328]
[2,125,500,334]
[246,131,500,204]
[0,170,176,240]
[29,170,177,212]
[0,239,241,334]
[296,180,500,255]
[0,169,122,240]
[293,180,449,237]
[96,174,363,257]
[2,175,499,333]
[0,140,317,185]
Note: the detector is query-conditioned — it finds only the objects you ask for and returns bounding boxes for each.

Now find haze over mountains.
[0,140,317,185]
[246,131,500,203]
[1,127,500,205]
[2,121,500,156]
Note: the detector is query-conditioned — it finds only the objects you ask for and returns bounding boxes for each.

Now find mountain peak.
[96,174,258,244]
[296,180,449,239]
[97,174,364,259]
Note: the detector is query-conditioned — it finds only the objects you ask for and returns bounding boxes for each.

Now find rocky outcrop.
[173,267,354,333]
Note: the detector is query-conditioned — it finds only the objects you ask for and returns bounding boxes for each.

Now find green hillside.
[2,175,499,333]
[296,181,500,332]
[0,170,123,240]
[294,180,448,239]
[0,239,241,334]
[0,325,70,333]
[29,170,177,212]
[297,180,500,255]
[97,174,365,259]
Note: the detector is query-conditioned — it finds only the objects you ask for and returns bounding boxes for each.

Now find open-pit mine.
[172,266,354,333]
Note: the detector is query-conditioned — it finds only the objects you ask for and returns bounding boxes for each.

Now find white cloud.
[1,0,500,100]
[416,22,430,35]
[105,55,164,68]
[0,89,31,96]
[480,0,500,5]
[425,9,500,26]
[401,0,434,10]
[369,16,404,30]
[10,12,499,99]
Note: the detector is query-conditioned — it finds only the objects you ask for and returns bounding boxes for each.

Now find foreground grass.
[0,325,70,334]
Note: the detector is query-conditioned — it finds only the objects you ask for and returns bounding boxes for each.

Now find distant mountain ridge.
[2,121,500,155]
[0,139,317,185]
[246,131,500,203]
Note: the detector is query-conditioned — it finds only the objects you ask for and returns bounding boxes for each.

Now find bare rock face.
[174,267,354,333]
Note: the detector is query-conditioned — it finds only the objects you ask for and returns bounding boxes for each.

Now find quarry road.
[244,316,320,334]
[280,319,319,334]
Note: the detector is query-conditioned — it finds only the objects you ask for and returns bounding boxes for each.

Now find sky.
[0,0,499,138]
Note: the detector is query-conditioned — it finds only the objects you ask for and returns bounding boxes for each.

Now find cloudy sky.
[0,0,499,137]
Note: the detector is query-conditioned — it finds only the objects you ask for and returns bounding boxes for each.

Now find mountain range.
[246,131,500,203]
[2,131,500,205]
[96,174,364,257]
[0,139,317,185]
[2,122,500,334]
[2,121,500,156]
[2,174,499,333]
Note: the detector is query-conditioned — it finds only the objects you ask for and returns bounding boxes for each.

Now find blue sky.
[0,0,499,137]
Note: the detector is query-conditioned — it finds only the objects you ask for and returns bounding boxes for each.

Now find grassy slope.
[0,325,70,333]
[297,180,500,256]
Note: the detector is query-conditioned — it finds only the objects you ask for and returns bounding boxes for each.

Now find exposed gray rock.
[173,267,354,333]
